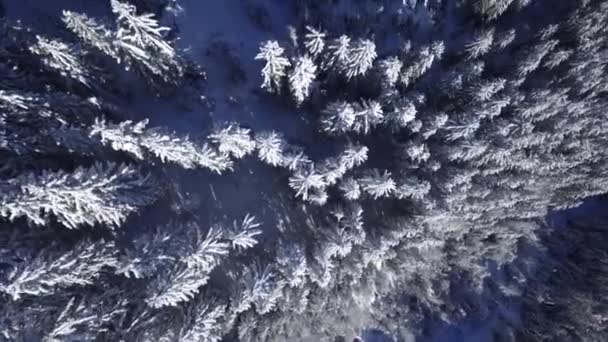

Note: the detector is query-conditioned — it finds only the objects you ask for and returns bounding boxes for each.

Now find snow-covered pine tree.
[384,98,417,131]
[320,101,356,134]
[399,42,444,87]
[43,295,126,342]
[64,1,185,86]
[325,35,351,72]
[543,49,573,69]
[465,28,495,59]
[378,56,403,87]
[62,10,118,61]
[359,169,396,199]
[226,214,263,250]
[145,226,230,308]
[344,39,377,79]
[209,123,256,160]
[304,26,326,57]
[317,156,348,187]
[280,145,312,171]
[111,0,175,58]
[338,143,369,169]
[110,0,184,83]
[0,240,117,300]
[228,264,286,318]
[91,119,233,173]
[276,242,308,288]
[473,0,515,20]
[339,177,362,201]
[515,39,558,78]
[0,87,99,128]
[306,187,330,206]
[178,301,226,342]
[494,28,517,49]
[114,227,177,279]
[394,176,432,200]
[288,55,317,105]
[467,77,506,102]
[352,100,384,135]
[29,35,91,87]
[0,162,156,229]
[288,164,326,201]
[255,41,291,93]
[0,88,100,156]
[255,131,286,166]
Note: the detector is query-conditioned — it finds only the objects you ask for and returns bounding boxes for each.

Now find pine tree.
[325,35,351,71]
[384,99,417,130]
[400,42,444,87]
[0,163,156,229]
[226,214,262,250]
[236,311,258,342]
[62,10,117,60]
[394,176,432,200]
[288,55,317,105]
[515,39,558,78]
[304,26,326,57]
[473,0,515,20]
[276,243,307,288]
[467,77,506,102]
[339,177,362,201]
[0,87,99,128]
[64,1,184,86]
[543,49,573,69]
[29,35,91,86]
[317,157,348,186]
[321,101,357,134]
[344,39,377,79]
[306,187,330,206]
[280,145,311,171]
[353,100,384,135]
[44,296,126,342]
[145,226,230,308]
[494,28,517,49]
[1,87,101,156]
[288,165,326,201]
[111,0,175,58]
[110,0,183,83]
[0,240,117,300]
[403,141,431,163]
[179,302,226,342]
[91,119,233,173]
[229,264,286,317]
[443,115,481,141]
[146,265,213,309]
[255,131,285,166]
[465,28,495,59]
[378,56,403,86]
[209,123,256,160]
[114,227,177,279]
[359,169,396,199]
[255,41,291,93]
[338,143,369,169]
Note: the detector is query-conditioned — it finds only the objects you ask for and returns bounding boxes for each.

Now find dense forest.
[1,0,607,341]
